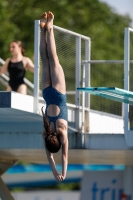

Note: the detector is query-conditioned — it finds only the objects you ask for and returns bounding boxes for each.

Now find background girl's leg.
[46,12,66,94]
[6,85,12,91]
[40,13,51,90]
[17,84,27,94]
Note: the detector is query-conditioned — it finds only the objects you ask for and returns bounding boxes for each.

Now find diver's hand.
[54,172,64,182]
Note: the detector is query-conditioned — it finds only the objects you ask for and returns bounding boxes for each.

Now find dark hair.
[13,40,25,56]
[41,107,61,153]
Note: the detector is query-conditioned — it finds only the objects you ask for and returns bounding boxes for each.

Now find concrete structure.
[0,91,133,199]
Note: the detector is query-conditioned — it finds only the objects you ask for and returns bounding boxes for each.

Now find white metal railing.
[81,60,126,134]
[34,20,40,113]
[83,60,133,64]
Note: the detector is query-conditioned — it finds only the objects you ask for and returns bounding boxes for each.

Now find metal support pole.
[0,177,14,200]
[82,63,85,134]
[124,28,130,133]
[84,39,91,133]
[75,36,81,132]
[81,63,86,147]
[33,20,40,114]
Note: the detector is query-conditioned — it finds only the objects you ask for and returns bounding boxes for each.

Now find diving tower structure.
[0,22,133,199]
[77,27,133,147]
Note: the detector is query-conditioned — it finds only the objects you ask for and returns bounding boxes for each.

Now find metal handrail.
[82,60,133,64]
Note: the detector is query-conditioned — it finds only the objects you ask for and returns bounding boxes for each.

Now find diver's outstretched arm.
[44,139,64,182]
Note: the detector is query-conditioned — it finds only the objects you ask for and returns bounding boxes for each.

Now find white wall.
[89,110,124,133]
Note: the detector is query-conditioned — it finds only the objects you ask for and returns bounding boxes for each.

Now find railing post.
[81,63,85,147]
[82,63,86,133]
[124,28,130,133]
[84,39,91,133]
[75,36,81,132]
[33,20,40,114]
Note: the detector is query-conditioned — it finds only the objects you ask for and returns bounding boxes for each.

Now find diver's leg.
[46,11,66,94]
[40,12,51,90]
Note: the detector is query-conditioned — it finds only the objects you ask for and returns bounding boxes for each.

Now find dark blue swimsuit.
[42,86,68,129]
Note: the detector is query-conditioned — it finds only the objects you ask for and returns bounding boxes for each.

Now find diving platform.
[0,91,43,134]
[77,87,133,147]
[77,87,133,105]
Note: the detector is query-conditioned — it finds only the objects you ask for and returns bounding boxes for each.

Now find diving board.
[77,87,133,105]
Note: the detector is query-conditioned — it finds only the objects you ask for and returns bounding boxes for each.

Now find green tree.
[0,0,132,60]
[0,0,132,90]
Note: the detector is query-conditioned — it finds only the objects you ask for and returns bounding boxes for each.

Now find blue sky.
[100,0,133,27]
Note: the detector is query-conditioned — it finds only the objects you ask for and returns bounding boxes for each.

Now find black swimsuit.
[8,61,26,92]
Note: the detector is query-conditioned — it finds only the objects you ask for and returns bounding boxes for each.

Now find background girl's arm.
[25,57,34,73]
[0,58,10,75]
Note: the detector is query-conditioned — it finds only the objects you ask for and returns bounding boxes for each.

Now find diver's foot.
[40,12,47,29]
[45,11,54,30]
